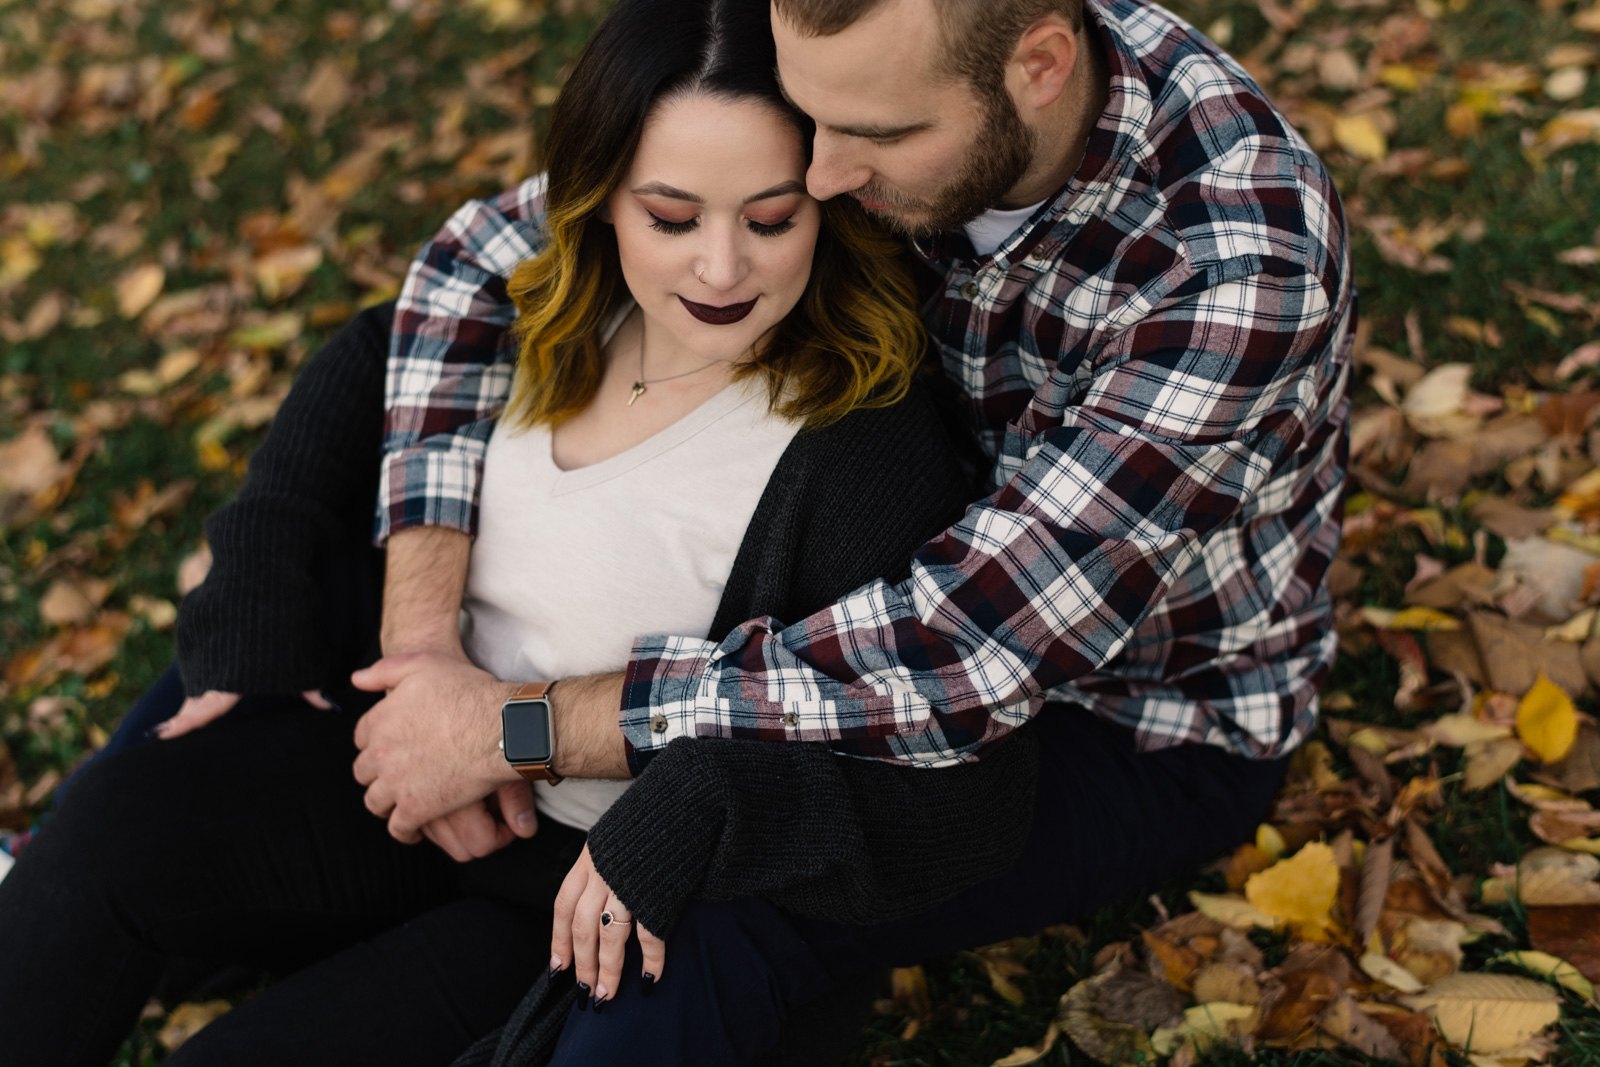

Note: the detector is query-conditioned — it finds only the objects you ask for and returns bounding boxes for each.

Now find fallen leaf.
[1533,723,1600,793]
[157,1001,231,1052]
[989,1022,1059,1066]
[1246,842,1340,934]
[1527,906,1600,983]
[1493,950,1598,1000]
[37,578,99,627]
[1058,973,1160,1065]
[1422,714,1513,747]
[1399,972,1561,1052]
[1188,891,1281,930]
[1321,992,1406,1059]
[1361,952,1427,992]
[1334,113,1389,160]
[1506,847,1600,905]
[115,262,165,318]
[1190,962,1260,1006]
[891,966,931,1016]
[1465,738,1528,791]
[1150,1002,1257,1056]
[1519,673,1580,763]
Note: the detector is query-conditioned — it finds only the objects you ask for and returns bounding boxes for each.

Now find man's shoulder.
[1092,0,1343,272]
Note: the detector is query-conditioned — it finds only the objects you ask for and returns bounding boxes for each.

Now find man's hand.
[351,652,521,841]
[419,781,538,861]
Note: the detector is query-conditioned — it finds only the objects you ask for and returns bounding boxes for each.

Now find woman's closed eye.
[645,211,797,238]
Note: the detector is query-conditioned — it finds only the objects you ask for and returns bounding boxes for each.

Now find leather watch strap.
[504,681,561,784]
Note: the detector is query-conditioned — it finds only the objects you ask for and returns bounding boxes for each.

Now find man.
[349,0,1349,1051]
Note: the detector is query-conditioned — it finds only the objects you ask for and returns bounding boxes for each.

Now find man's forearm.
[551,673,630,779]
[382,526,472,656]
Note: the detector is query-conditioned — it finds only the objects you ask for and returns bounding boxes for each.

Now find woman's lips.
[679,295,757,325]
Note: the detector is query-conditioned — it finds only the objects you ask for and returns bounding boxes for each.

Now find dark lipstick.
[679,295,757,325]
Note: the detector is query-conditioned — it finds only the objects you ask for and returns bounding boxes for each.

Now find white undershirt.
[461,308,801,831]
[962,199,1047,257]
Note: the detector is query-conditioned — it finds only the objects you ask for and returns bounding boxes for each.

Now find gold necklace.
[628,340,719,406]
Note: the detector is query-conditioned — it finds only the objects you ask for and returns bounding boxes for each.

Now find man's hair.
[772,0,1086,96]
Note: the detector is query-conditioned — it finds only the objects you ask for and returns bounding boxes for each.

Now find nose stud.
[696,267,707,284]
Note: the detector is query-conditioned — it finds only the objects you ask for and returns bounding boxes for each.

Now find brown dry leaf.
[1190,962,1260,1006]
[1422,714,1513,747]
[1501,847,1600,905]
[1393,917,1468,986]
[1141,929,1201,990]
[1378,628,1431,710]
[1245,842,1340,934]
[299,58,353,133]
[1321,992,1406,1059]
[1471,497,1556,540]
[1527,906,1600,983]
[0,424,68,498]
[1225,843,1277,891]
[1465,737,1528,791]
[1094,963,1187,1030]
[1399,972,1561,1053]
[1058,972,1161,1065]
[157,1000,231,1052]
[1529,809,1600,845]
[1361,952,1427,992]
[115,262,165,318]
[37,576,111,627]
[1519,673,1580,763]
[1532,722,1600,793]
[1257,970,1341,1044]
[1408,563,1497,610]
[988,1022,1060,1067]
[1356,836,1394,945]
[1404,817,1455,895]
[1469,614,1588,699]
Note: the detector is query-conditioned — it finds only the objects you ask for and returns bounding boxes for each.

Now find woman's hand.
[158,689,332,739]
[552,844,664,1008]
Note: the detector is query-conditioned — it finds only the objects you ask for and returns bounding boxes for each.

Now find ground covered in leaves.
[4,0,1600,1064]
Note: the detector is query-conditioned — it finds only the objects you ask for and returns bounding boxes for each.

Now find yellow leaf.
[1389,606,1462,631]
[157,1001,231,1052]
[115,263,165,319]
[1493,950,1598,1000]
[1379,63,1422,92]
[1399,973,1561,1052]
[1334,114,1389,160]
[1188,891,1281,930]
[1245,842,1339,931]
[1518,673,1579,763]
[1256,823,1286,860]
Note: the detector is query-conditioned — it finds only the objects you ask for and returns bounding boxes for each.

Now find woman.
[0,2,1035,1065]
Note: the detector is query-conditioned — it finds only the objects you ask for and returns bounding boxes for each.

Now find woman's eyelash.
[747,217,796,237]
[645,211,796,237]
[647,211,697,235]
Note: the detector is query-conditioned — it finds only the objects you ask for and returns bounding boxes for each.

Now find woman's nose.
[698,227,748,291]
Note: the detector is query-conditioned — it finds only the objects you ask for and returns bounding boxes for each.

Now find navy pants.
[7,675,1287,1067]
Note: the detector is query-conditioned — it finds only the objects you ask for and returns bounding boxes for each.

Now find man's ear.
[1010,17,1078,113]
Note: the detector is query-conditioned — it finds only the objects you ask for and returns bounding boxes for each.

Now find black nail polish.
[143,727,164,740]
[641,973,655,999]
[591,996,605,1014]
[576,981,590,1010]
[549,965,561,979]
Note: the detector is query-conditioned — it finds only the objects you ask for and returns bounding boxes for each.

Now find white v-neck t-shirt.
[963,199,1047,258]
[461,306,802,831]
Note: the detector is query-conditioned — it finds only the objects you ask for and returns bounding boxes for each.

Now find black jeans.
[0,694,1287,1067]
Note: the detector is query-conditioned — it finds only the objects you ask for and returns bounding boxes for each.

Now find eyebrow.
[774,69,932,141]
[631,180,808,205]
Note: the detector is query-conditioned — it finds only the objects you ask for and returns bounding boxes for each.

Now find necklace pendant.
[628,381,646,406]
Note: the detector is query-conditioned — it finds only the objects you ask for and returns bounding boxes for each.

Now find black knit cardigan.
[177,305,1038,1051]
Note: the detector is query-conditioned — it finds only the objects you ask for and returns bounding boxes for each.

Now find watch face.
[502,700,553,764]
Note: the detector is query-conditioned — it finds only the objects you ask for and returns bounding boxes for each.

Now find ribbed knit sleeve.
[175,304,393,696]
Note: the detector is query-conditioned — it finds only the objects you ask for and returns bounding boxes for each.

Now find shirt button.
[1027,246,1047,261]
[959,281,979,300]
[650,715,669,734]
[783,712,800,727]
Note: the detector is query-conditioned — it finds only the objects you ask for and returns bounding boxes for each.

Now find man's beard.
[856,89,1039,239]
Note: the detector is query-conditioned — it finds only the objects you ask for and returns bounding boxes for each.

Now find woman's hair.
[504,0,926,429]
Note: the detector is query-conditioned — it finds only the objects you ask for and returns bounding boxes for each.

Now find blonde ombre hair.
[504,0,926,430]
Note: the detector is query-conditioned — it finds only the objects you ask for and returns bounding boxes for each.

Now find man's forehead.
[771,0,944,114]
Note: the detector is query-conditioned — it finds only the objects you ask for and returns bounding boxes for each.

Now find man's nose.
[806,132,872,201]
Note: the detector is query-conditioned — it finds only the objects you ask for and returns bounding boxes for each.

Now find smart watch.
[500,681,562,784]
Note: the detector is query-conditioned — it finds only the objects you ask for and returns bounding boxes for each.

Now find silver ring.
[600,910,632,927]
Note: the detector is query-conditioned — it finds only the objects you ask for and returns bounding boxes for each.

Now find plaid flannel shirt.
[380,0,1353,771]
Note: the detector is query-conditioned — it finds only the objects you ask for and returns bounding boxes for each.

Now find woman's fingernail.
[576,981,590,1010]
[144,726,164,740]
[641,972,655,999]
[591,995,605,1014]
[549,954,562,976]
